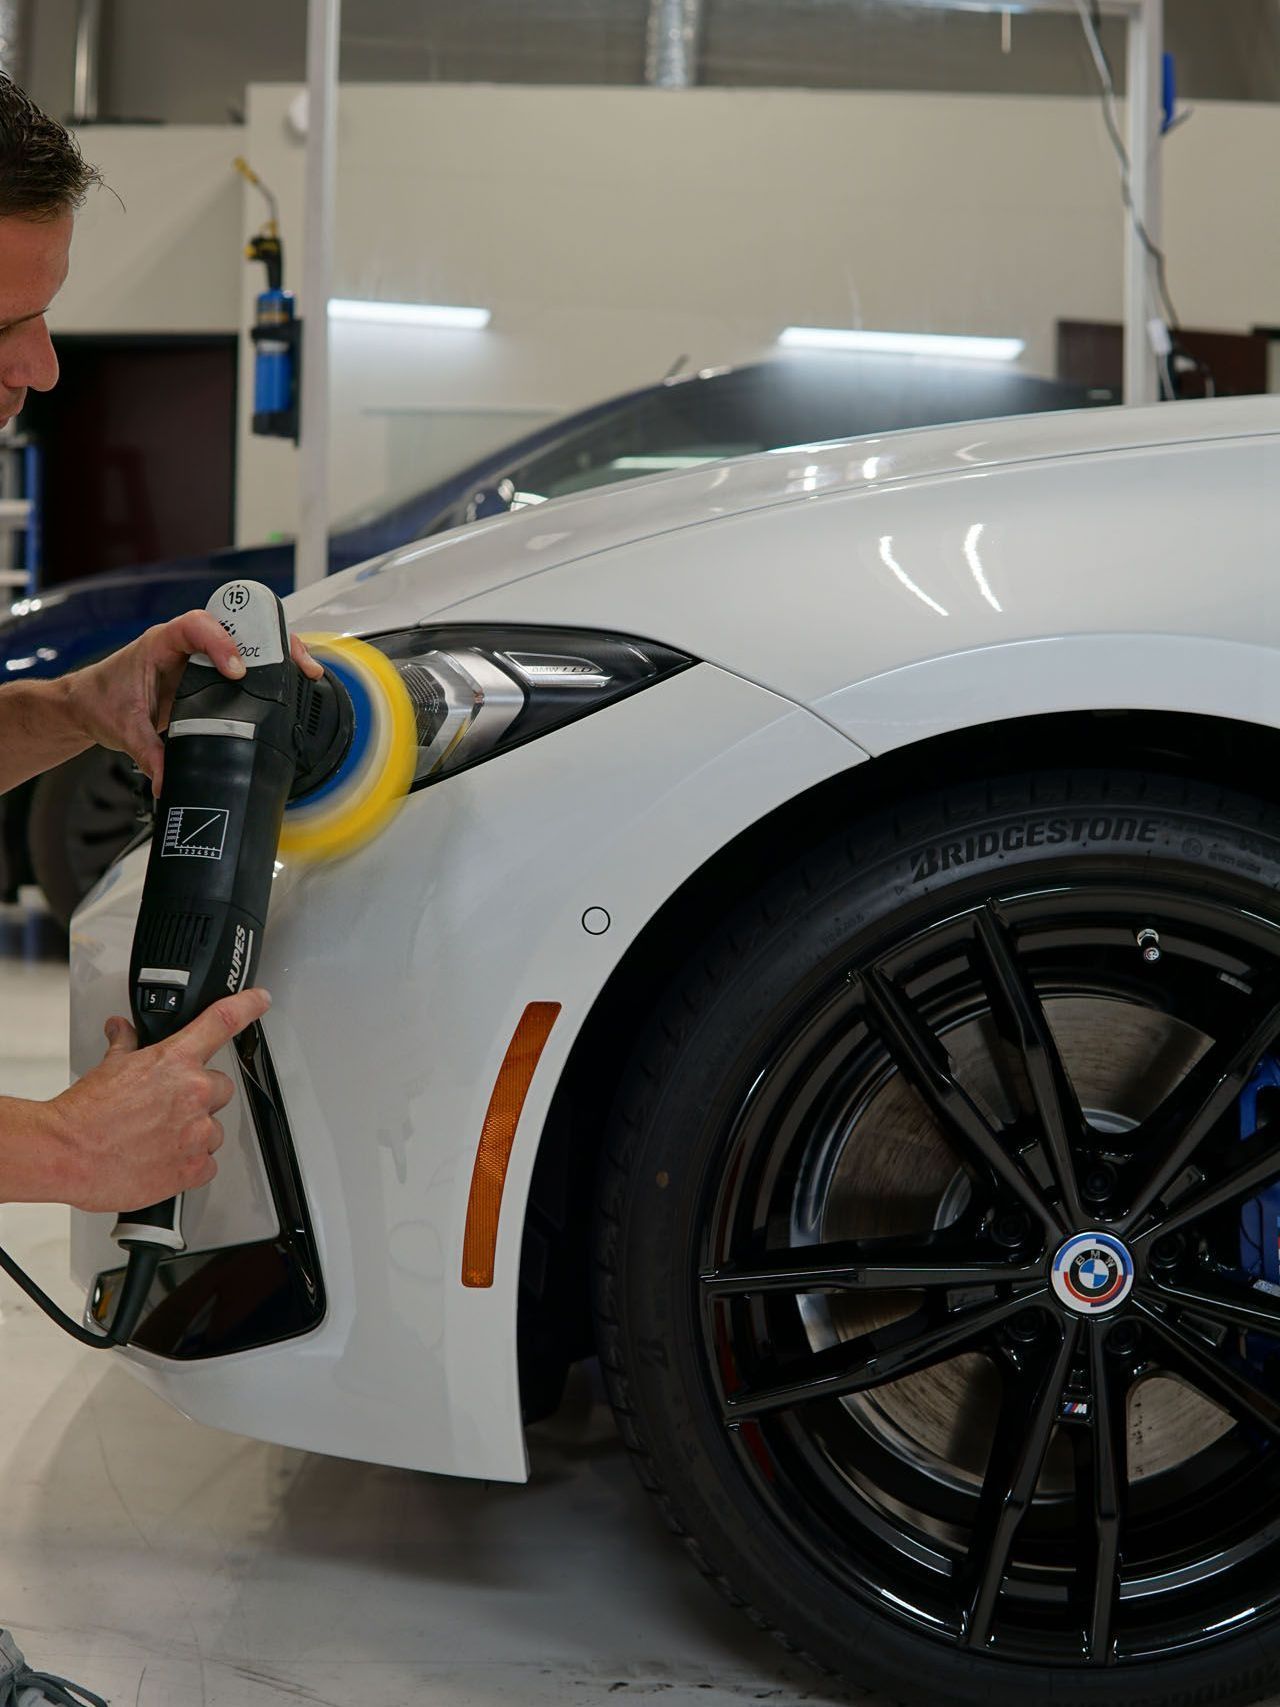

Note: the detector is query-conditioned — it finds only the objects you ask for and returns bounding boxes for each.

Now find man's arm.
[0,989,271,1209]
[0,674,92,795]
[0,1091,72,1201]
[0,610,321,798]
[0,606,318,1210]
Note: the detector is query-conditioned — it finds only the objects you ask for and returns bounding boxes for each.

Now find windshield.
[335,358,1098,545]
[497,360,1094,506]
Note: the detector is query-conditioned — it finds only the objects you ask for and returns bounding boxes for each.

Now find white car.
[69,396,1280,1707]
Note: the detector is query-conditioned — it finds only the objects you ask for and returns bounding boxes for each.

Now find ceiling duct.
[646,0,704,87]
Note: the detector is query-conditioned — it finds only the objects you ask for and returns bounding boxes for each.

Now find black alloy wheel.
[28,744,146,928]
[595,773,1280,1707]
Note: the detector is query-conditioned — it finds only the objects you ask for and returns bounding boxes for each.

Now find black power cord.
[0,1237,158,1348]
[0,1628,108,1707]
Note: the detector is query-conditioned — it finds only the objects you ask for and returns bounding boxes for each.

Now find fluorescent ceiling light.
[779,326,1025,362]
[892,2,1029,12]
[328,299,491,330]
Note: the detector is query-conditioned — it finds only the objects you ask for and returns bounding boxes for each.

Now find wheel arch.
[515,703,1280,1418]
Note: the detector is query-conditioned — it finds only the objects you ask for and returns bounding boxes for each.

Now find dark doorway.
[20,335,237,588]
[1057,319,1270,401]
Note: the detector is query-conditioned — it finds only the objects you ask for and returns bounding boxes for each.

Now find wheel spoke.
[701,1229,1044,1299]
[971,905,1087,1225]
[1133,1297,1280,1439]
[723,1288,1050,1421]
[1132,1132,1280,1246]
[859,967,1063,1239]
[1119,987,1280,1234]
[1081,1322,1130,1665]
[1145,1272,1280,1339]
[962,1319,1078,1648]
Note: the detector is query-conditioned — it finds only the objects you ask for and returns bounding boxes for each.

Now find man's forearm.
[0,1096,75,1203]
[0,677,91,794]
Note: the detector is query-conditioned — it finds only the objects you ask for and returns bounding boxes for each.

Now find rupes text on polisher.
[226,923,249,993]
[911,816,1160,882]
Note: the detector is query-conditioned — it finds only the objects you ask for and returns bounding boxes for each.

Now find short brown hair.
[0,72,100,219]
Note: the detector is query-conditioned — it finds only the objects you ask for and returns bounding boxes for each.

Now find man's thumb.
[104,1016,139,1055]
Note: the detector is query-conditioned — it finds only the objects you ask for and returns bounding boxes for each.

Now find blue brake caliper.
[1238,1057,1280,1318]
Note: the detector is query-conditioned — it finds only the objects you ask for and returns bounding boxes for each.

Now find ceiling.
[19,0,1280,127]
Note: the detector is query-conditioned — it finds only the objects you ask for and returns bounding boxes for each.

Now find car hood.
[286,397,1279,640]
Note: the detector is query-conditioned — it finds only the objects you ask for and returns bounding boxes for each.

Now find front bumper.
[70,662,861,1480]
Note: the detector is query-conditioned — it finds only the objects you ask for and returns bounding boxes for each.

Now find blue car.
[0,356,1106,921]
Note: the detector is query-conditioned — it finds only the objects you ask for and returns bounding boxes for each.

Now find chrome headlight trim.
[363,625,694,789]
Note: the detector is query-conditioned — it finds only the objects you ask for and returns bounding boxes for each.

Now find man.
[0,71,319,1216]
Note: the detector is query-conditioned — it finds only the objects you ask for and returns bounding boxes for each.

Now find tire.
[0,777,35,900]
[28,745,144,928]
[594,770,1280,1707]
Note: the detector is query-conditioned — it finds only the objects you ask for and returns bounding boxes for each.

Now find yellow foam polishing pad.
[277,634,418,863]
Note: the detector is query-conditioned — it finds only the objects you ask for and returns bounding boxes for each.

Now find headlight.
[365,627,693,787]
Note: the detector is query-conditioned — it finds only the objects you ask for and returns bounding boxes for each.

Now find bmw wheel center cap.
[1050,1231,1135,1315]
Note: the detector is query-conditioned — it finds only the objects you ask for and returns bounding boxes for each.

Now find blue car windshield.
[493,359,1094,507]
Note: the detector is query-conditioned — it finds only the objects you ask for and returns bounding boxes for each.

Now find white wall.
[234,82,1276,547]
[43,88,1277,549]
[50,127,242,334]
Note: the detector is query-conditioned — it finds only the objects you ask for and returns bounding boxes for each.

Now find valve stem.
[1137,927,1161,964]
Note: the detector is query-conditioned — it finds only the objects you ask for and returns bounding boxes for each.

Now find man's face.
[0,209,71,429]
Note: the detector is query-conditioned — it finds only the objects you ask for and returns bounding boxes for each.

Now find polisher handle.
[112,1196,185,1254]
[105,580,359,1346]
[111,580,296,1268]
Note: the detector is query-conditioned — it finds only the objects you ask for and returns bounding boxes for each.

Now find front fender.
[818,633,1280,755]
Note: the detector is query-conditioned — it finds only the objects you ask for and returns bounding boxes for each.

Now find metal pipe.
[1123,0,1163,405]
[878,0,1165,406]
[72,0,102,123]
[0,0,27,83]
[297,0,340,589]
[645,0,704,88]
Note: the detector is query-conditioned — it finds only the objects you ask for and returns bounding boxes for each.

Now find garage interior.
[1,3,1279,1705]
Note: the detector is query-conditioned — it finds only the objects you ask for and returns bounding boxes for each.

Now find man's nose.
[1,316,58,394]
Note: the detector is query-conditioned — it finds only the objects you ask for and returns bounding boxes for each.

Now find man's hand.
[64,611,323,796]
[28,987,272,1212]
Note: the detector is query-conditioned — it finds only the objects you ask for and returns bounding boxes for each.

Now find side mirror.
[465,478,515,523]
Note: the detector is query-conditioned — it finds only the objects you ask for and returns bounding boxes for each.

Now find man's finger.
[154,612,247,683]
[120,722,164,796]
[205,1068,236,1114]
[103,1016,139,1056]
[290,633,324,681]
[167,987,271,1064]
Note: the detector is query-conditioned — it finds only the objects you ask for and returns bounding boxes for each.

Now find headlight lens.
[365,627,693,787]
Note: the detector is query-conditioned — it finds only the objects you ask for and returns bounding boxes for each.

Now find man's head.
[0,74,101,428]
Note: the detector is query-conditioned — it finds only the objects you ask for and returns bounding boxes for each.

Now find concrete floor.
[0,906,841,1707]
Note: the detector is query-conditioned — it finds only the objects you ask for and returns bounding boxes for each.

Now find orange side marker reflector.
[461,1002,561,1288]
